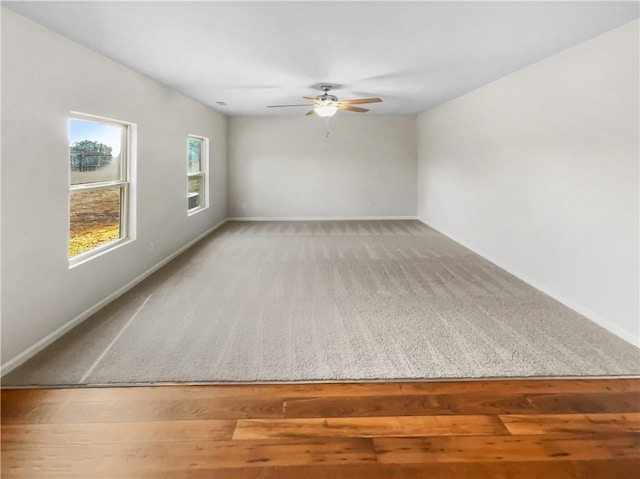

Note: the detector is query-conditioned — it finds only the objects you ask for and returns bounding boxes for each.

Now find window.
[69,114,130,263]
[187,135,208,213]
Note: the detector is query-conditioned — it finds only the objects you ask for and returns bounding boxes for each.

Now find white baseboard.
[228,216,419,221]
[418,218,639,347]
[1,218,229,377]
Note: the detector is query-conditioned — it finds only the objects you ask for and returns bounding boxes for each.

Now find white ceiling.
[5,1,639,116]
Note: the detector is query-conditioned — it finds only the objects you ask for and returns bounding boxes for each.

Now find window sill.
[68,237,132,269]
[187,205,208,217]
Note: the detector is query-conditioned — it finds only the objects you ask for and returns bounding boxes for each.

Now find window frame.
[68,113,132,267]
[187,134,209,215]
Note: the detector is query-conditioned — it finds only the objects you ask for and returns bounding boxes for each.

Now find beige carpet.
[4,220,639,386]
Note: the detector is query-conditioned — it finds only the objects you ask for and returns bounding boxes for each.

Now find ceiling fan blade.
[338,105,369,113]
[337,98,382,105]
[305,109,315,116]
[267,104,313,108]
[303,96,319,101]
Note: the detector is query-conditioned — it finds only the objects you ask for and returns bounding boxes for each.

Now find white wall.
[417,20,639,345]
[1,9,227,368]
[228,115,416,219]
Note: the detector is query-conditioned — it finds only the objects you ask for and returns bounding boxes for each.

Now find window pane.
[188,175,203,210]
[70,187,122,257]
[188,137,202,173]
[70,119,123,185]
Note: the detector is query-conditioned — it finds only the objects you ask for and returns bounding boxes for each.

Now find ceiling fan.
[267,85,382,117]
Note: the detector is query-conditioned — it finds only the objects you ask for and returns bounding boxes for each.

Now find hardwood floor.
[2,378,639,478]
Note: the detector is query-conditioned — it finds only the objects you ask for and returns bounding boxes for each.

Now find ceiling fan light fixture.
[314,102,338,117]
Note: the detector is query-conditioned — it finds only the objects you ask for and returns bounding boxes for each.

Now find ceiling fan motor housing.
[320,85,338,102]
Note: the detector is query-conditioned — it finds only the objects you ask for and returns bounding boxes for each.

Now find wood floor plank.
[1,437,377,474]
[373,433,640,464]
[283,390,640,418]
[268,460,640,479]
[1,469,276,479]
[233,414,509,440]
[1,383,405,404]
[526,392,640,414]
[1,419,236,446]
[1,397,283,425]
[394,378,640,395]
[283,393,537,418]
[500,412,640,435]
